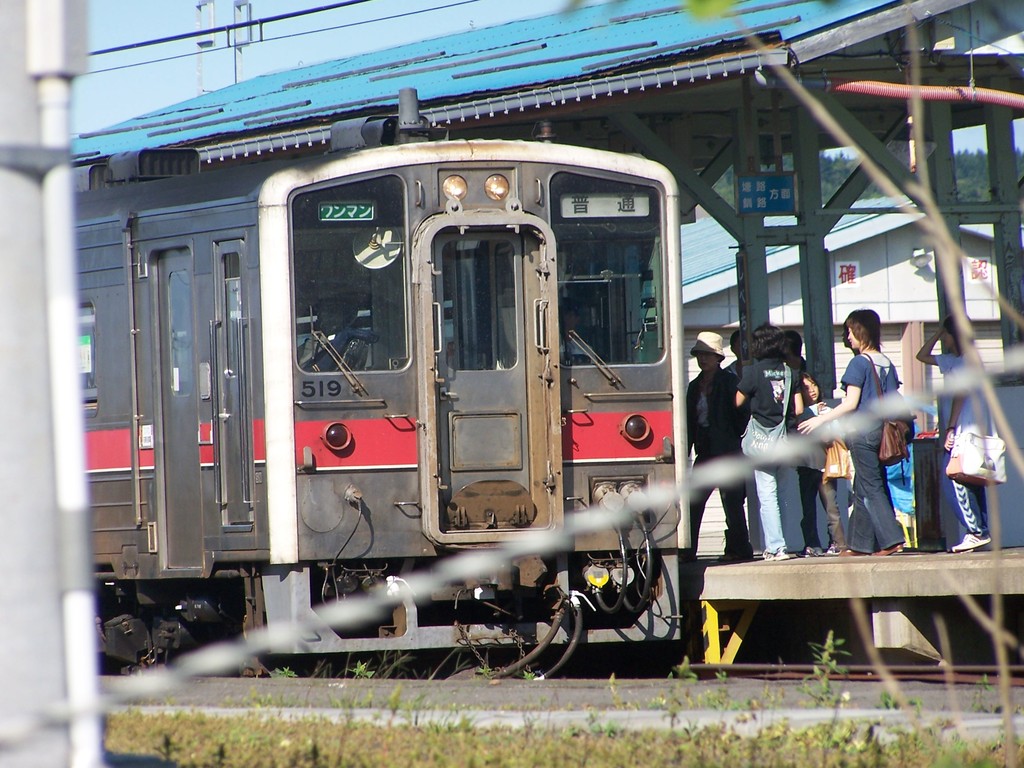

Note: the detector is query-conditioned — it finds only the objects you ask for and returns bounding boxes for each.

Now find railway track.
[691,663,1024,685]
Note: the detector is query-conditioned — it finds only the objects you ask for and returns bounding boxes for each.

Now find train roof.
[75,155,287,223]
[72,0,963,165]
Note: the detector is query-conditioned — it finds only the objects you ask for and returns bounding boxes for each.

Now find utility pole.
[235,1,252,85]
[197,0,216,95]
[0,2,101,767]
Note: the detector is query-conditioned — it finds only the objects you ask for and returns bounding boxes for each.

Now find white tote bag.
[947,431,1006,486]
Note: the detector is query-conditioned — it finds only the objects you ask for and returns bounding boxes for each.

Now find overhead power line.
[90,0,482,57]
[92,0,376,56]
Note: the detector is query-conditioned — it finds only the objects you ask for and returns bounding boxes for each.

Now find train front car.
[259,140,684,666]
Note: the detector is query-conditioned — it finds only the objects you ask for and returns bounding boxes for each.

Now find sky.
[72,0,579,135]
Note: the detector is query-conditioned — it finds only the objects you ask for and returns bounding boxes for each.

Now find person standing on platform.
[797,309,905,557]
[684,331,754,563]
[783,329,806,373]
[725,329,744,380]
[782,329,827,555]
[795,371,848,555]
[736,324,803,562]
[916,316,991,552]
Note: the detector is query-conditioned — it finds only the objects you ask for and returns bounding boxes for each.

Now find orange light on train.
[321,422,353,452]
[442,174,468,200]
[484,174,510,201]
[620,414,651,444]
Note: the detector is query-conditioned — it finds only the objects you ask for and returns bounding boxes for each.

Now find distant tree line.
[713,149,1024,204]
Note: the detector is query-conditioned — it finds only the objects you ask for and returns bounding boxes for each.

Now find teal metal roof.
[72,0,957,162]
[681,202,916,286]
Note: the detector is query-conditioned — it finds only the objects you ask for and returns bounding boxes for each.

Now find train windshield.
[291,175,408,372]
[550,173,664,365]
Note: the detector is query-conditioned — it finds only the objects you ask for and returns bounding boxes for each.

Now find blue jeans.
[846,429,906,553]
[942,449,989,536]
[753,466,789,554]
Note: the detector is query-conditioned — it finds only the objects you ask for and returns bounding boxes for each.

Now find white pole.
[0,2,71,765]
[26,1,105,767]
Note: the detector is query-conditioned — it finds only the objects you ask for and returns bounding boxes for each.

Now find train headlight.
[620,414,651,444]
[321,421,353,452]
[484,174,510,201]
[442,174,468,201]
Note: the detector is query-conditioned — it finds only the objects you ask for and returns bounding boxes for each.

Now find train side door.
[420,227,562,544]
[154,247,204,570]
[211,241,256,537]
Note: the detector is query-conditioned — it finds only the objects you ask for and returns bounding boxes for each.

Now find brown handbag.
[868,356,909,466]
[878,420,909,466]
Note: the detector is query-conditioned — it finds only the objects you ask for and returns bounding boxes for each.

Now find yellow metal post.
[701,600,759,664]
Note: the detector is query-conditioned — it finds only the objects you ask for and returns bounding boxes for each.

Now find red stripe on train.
[294,417,419,468]
[85,429,155,472]
[87,411,670,472]
[85,421,267,472]
[562,410,673,462]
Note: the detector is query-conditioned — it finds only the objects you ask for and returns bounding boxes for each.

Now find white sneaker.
[951,533,992,553]
[762,550,797,562]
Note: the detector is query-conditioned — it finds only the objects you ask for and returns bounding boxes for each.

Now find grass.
[105,711,1011,768]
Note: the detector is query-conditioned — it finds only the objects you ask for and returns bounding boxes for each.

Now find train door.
[154,247,204,570]
[211,241,256,538]
[420,227,562,544]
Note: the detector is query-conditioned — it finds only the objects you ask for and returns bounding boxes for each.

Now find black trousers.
[796,466,846,550]
[687,453,753,558]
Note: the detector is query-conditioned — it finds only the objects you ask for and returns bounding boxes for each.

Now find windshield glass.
[291,175,408,372]
[550,173,664,365]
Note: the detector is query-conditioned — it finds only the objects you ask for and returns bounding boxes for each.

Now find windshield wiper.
[310,329,368,396]
[566,330,624,388]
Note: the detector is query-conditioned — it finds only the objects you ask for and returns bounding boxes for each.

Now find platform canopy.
[74,0,1019,165]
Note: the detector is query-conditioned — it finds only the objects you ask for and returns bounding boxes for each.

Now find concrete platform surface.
[680,548,1024,601]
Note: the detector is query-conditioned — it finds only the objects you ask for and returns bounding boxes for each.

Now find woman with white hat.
[685,331,754,562]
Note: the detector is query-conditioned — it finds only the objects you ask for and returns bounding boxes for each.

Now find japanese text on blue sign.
[737,174,796,215]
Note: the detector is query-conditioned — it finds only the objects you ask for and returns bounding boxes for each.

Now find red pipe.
[825,78,1024,111]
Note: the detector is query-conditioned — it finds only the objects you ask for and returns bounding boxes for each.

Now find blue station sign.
[736,174,796,215]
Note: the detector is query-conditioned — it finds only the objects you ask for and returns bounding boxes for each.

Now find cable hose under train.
[493,599,570,679]
[621,525,655,613]
[594,529,630,614]
[538,598,584,679]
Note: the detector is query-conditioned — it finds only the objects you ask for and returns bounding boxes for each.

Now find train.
[77,91,686,673]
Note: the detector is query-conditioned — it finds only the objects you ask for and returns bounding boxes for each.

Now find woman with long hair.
[797,309,905,556]
[736,324,803,561]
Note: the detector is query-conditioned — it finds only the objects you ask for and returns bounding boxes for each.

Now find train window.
[550,173,664,365]
[80,304,97,414]
[291,175,408,372]
[167,268,195,396]
[440,237,517,371]
[224,252,242,377]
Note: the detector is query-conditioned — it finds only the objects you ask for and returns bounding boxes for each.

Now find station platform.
[680,548,1024,602]
[677,549,1024,666]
